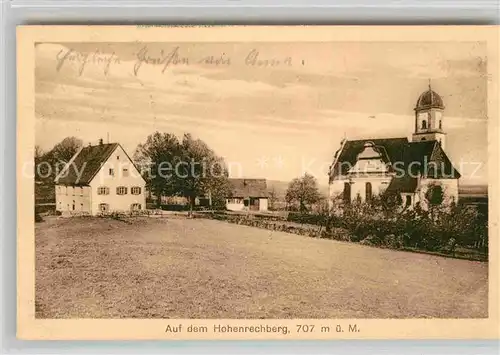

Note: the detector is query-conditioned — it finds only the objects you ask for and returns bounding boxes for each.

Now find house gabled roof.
[228,178,268,198]
[55,143,119,186]
[54,143,139,186]
[330,138,461,186]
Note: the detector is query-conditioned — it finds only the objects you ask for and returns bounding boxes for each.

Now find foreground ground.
[35,216,488,318]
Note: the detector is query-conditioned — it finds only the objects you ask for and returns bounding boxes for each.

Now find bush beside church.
[287,193,488,258]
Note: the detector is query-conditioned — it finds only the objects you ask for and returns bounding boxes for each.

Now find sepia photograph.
[17,26,499,339]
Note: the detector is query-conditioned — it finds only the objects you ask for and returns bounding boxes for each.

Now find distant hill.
[459,184,488,198]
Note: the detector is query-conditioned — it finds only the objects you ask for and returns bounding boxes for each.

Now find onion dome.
[415,81,445,110]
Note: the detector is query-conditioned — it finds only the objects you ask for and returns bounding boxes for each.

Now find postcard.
[17,25,499,340]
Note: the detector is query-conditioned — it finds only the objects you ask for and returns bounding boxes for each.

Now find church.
[328,83,461,210]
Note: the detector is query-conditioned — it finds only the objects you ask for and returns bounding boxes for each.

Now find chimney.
[99,138,103,145]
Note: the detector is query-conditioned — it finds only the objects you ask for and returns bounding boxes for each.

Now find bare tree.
[268,186,278,211]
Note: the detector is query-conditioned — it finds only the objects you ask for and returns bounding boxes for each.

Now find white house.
[226,178,269,212]
[328,83,461,210]
[54,140,146,216]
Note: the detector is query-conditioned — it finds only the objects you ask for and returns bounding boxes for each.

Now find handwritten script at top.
[54,46,302,77]
[55,48,120,76]
[132,46,296,75]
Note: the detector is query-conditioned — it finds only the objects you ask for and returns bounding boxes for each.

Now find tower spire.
[428,78,433,102]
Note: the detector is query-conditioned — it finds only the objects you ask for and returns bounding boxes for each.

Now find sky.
[35,41,489,185]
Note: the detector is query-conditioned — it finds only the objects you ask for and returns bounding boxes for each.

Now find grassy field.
[35,216,488,319]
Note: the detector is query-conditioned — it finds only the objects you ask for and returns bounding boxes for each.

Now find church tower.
[412,80,446,149]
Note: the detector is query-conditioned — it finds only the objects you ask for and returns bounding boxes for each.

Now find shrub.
[383,234,404,249]
[35,211,44,223]
[286,212,325,226]
[161,204,189,211]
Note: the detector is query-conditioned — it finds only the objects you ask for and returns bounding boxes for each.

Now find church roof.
[330,138,408,177]
[330,138,461,188]
[415,89,445,110]
[55,143,120,186]
[386,175,418,194]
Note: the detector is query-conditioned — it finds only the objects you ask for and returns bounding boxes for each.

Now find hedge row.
[288,203,488,256]
[200,204,488,261]
[194,212,353,241]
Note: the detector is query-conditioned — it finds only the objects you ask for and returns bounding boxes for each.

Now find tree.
[285,173,321,213]
[176,134,230,213]
[51,137,83,163]
[134,132,181,206]
[268,186,278,211]
[34,145,44,160]
[34,137,83,185]
[134,132,230,212]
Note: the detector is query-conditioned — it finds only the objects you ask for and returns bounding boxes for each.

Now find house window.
[131,186,141,195]
[421,120,427,129]
[117,155,120,160]
[405,195,412,207]
[99,203,109,212]
[79,186,83,196]
[131,203,141,211]
[365,182,372,202]
[72,200,75,210]
[109,168,114,176]
[343,182,351,203]
[116,186,128,195]
[97,187,109,195]
[123,168,129,177]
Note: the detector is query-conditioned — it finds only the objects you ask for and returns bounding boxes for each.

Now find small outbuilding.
[226,178,269,212]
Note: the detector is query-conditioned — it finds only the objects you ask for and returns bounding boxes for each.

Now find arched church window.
[405,195,412,207]
[421,120,427,129]
[365,182,372,202]
[421,138,426,141]
[439,120,442,129]
[343,182,351,204]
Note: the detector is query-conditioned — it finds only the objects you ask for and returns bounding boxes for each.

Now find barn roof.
[228,178,268,198]
[55,143,119,186]
[330,138,460,186]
